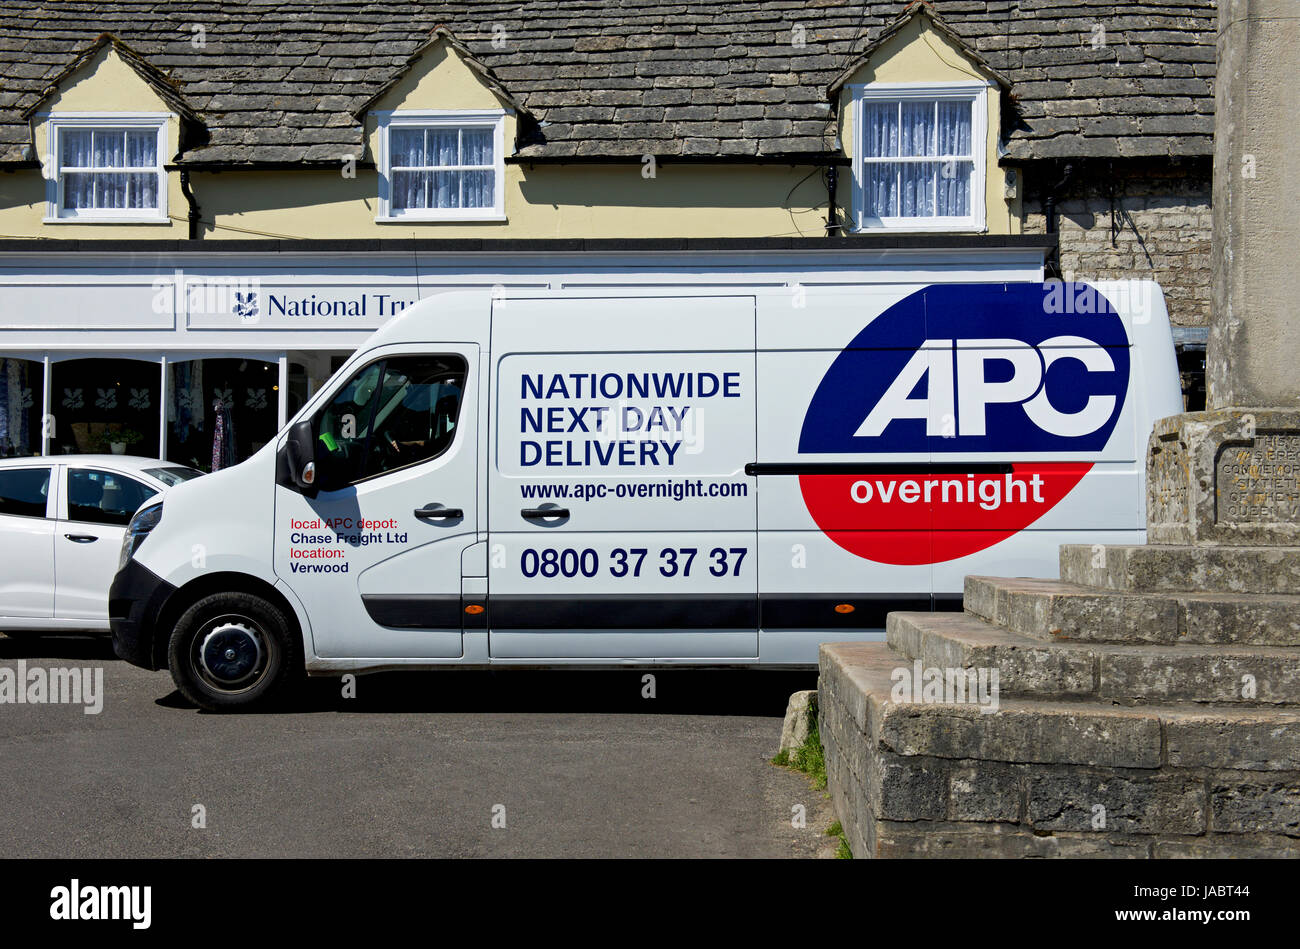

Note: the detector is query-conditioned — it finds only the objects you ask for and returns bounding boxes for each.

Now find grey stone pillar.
[1209,0,1300,409]
[1147,0,1300,546]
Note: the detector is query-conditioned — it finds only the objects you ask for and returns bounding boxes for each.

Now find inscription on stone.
[1216,433,1300,524]
[1147,433,1189,530]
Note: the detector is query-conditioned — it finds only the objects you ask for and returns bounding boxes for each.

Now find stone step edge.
[963,574,1300,645]
[819,641,1300,771]
[885,611,1300,705]
[887,609,1300,663]
[1059,543,1300,595]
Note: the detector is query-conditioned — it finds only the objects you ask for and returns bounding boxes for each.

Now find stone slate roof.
[828,3,1013,94]
[19,33,201,124]
[0,0,1216,167]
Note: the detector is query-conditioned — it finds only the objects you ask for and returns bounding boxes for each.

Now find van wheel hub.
[198,621,265,687]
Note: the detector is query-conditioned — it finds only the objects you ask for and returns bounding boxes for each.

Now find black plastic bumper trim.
[356,591,968,633]
[109,558,177,671]
[362,594,463,630]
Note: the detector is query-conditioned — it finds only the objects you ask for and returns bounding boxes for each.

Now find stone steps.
[825,642,1300,769]
[823,488,1300,854]
[886,610,1095,697]
[1060,543,1300,595]
[886,610,1300,705]
[819,642,1300,858]
[964,574,1300,645]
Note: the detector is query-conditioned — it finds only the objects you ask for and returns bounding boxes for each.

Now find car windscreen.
[143,466,204,487]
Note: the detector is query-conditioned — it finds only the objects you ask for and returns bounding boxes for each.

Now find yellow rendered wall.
[197,38,832,240]
[191,163,835,240]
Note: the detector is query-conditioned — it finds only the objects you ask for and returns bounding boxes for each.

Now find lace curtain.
[390,126,495,211]
[861,99,973,219]
[60,128,158,211]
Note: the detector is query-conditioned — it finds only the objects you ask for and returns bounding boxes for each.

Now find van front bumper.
[109,559,176,671]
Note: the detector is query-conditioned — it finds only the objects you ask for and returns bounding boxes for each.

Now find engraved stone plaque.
[1216,433,1300,525]
[1147,410,1300,546]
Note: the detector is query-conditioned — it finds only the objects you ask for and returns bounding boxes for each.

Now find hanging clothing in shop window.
[169,362,204,441]
[0,360,9,453]
[211,395,236,471]
[1,359,34,456]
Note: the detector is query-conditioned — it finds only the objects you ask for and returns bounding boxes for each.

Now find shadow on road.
[164,668,819,718]
[0,634,116,661]
[0,633,818,718]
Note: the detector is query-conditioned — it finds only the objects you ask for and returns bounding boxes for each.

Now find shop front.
[0,238,1052,468]
[1,348,355,471]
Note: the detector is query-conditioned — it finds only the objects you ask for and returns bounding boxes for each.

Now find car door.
[55,466,160,623]
[0,465,56,620]
[487,295,759,660]
[273,345,479,660]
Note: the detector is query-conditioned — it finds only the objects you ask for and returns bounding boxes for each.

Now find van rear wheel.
[168,592,300,711]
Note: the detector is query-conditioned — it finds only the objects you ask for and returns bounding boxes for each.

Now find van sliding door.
[487,295,758,660]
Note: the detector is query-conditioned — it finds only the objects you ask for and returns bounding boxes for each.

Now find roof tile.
[0,0,1215,165]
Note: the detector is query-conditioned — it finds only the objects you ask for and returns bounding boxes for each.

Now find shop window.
[167,358,279,471]
[46,116,168,223]
[286,350,355,422]
[50,358,160,457]
[852,84,987,231]
[0,358,44,457]
[378,111,505,221]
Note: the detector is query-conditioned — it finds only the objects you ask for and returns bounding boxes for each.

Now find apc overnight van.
[110,281,1182,710]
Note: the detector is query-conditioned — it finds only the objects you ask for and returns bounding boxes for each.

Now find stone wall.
[1023,157,1213,328]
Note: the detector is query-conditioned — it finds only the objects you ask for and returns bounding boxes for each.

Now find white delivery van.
[110,280,1183,710]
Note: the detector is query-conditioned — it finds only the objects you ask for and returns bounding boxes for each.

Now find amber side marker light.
[834,603,856,614]
[465,604,485,615]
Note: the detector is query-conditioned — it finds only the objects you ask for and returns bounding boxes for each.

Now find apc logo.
[798,283,1130,565]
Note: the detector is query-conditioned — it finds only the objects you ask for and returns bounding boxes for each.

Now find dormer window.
[377,110,506,222]
[44,114,168,223]
[850,83,988,231]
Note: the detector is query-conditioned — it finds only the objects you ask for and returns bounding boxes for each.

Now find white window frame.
[376,110,507,222]
[850,82,990,233]
[41,113,171,224]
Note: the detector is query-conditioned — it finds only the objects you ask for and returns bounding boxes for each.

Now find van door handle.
[64,534,98,543]
[521,508,570,520]
[414,506,463,520]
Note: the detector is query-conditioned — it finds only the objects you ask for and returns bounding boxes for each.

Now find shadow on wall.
[180,164,829,217]
[0,171,45,215]
[515,163,829,211]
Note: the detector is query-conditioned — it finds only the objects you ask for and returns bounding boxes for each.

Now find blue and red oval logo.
[798,283,1130,565]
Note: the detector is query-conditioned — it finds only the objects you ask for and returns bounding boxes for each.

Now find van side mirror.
[283,419,318,495]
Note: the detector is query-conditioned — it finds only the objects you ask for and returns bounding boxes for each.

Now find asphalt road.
[0,634,833,858]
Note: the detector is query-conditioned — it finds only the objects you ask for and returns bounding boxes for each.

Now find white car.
[0,455,202,635]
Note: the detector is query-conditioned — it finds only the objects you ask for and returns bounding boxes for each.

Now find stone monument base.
[819,541,1300,858]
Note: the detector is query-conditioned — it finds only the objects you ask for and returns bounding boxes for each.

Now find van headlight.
[120,501,164,568]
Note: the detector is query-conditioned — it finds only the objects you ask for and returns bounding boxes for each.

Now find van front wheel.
[168,592,300,711]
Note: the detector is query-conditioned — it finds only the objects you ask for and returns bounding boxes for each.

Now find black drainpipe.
[825,162,839,237]
[180,168,201,240]
[1042,162,1073,279]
